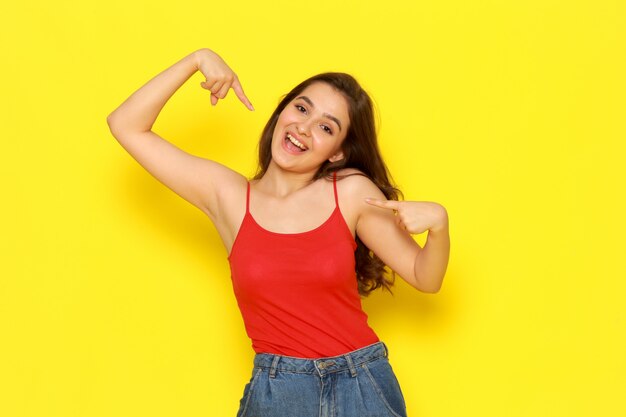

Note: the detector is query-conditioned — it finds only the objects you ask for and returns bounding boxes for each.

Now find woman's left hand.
[365,199,448,235]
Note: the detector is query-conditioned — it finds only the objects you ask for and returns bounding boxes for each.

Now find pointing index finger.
[365,198,400,210]
[232,77,254,111]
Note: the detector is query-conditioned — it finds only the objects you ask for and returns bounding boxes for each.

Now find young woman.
[107,48,450,417]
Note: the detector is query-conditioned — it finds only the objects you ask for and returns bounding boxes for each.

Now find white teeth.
[286,133,307,150]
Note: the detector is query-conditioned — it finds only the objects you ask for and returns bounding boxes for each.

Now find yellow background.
[1,1,625,416]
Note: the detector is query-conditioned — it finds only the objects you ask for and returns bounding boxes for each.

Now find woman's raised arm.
[106,48,253,220]
[340,174,450,294]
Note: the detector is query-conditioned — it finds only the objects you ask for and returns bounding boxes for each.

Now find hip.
[236,341,407,417]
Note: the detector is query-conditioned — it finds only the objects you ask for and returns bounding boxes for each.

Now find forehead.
[296,82,350,126]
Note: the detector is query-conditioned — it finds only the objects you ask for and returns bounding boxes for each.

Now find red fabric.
[228,172,380,358]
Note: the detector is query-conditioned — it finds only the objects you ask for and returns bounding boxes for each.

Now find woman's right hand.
[194,48,254,110]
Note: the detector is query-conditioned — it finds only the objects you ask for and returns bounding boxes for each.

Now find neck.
[256,162,319,198]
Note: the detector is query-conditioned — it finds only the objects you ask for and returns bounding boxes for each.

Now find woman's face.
[270,82,350,174]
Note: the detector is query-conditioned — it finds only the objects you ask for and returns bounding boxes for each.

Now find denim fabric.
[236,341,407,417]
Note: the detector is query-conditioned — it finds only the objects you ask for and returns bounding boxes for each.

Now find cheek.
[277,107,298,124]
[271,130,285,151]
[313,136,342,155]
[272,114,289,140]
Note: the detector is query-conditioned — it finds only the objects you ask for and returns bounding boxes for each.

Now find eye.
[321,125,333,135]
[295,104,307,113]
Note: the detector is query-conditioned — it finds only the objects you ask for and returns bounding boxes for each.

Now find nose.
[297,122,311,136]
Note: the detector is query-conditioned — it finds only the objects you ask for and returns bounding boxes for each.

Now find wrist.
[429,206,449,234]
[429,224,449,234]
[429,216,449,234]
[191,50,202,70]
[191,48,212,70]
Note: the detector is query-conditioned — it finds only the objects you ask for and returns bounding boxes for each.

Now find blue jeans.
[236,341,407,417]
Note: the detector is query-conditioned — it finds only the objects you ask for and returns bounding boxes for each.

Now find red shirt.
[228,172,380,358]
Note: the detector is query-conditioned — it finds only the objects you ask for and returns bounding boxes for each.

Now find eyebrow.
[296,95,343,132]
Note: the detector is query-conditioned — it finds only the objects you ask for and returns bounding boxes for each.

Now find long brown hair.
[253,73,402,297]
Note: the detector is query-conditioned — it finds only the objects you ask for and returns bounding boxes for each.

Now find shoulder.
[203,164,248,222]
[334,168,387,200]
[332,168,389,231]
[215,165,249,200]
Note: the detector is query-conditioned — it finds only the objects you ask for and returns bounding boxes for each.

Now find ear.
[328,150,344,163]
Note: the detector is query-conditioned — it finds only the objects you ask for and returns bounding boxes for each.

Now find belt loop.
[269,355,280,379]
[344,353,358,378]
[381,341,389,358]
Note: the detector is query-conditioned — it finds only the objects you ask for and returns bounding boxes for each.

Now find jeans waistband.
[252,341,389,378]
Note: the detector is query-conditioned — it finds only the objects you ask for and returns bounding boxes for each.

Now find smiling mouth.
[285,133,308,151]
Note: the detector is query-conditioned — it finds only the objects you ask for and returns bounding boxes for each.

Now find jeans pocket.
[361,358,407,417]
[237,367,263,417]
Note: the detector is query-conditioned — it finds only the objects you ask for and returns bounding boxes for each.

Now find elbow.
[413,275,443,294]
[106,110,117,125]
[417,284,441,294]
[106,113,118,133]
[422,285,442,294]
[106,111,121,127]
[106,112,149,137]
[106,113,127,139]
